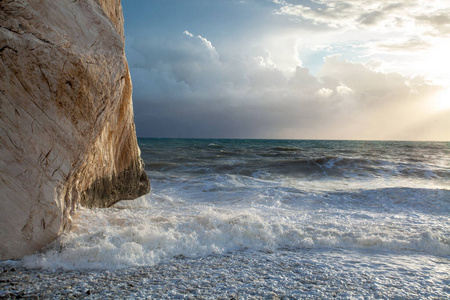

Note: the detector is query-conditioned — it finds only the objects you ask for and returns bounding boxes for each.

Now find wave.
[21,188,450,270]
[146,155,449,180]
[141,139,450,181]
[19,140,449,271]
[270,146,301,152]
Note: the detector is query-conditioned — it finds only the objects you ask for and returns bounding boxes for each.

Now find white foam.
[22,186,450,270]
[324,156,343,169]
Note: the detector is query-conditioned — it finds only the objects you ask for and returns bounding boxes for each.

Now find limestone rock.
[0,0,150,260]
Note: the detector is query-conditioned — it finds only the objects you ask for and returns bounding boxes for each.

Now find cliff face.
[0,0,150,260]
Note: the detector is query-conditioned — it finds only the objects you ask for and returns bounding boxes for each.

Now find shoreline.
[1,249,448,299]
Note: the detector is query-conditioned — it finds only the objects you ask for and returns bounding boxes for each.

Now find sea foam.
[22,186,450,270]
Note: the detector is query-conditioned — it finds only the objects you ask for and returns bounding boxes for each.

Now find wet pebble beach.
[1,249,449,299]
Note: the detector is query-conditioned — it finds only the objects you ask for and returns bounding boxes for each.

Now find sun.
[433,88,450,111]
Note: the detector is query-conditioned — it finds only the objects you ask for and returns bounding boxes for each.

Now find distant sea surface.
[6,139,450,298]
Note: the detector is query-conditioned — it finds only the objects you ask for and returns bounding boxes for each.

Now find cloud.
[319,54,410,97]
[183,30,194,37]
[274,1,423,27]
[275,0,359,29]
[120,0,450,141]
[127,32,447,140]
[415,8,450,36]
[371,38,432,53]
[315,88,333,98]
[275,0,450,39]
[336,85,353,96]
[272,0,450,79]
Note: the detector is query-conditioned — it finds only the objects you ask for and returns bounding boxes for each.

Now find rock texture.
[0,0,150,260]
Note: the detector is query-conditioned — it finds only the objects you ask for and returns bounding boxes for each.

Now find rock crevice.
[0,0,150,260]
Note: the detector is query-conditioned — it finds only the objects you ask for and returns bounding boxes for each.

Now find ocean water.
[9,139,450,297]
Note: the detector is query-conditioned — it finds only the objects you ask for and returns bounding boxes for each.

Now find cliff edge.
[0,0,150,260]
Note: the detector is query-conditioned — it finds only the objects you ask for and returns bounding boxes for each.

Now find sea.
[2,139,450,298]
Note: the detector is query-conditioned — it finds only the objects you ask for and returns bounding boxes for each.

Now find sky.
[122,0,450,141]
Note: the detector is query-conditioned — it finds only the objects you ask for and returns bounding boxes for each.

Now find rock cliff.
[0,0,150,260]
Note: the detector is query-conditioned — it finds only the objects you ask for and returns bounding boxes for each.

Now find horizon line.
[137,137,450,143]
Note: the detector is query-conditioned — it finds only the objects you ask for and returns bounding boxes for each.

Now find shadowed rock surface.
[0,0,150,260]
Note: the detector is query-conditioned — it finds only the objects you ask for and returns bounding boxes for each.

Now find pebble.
[0,250,448,299]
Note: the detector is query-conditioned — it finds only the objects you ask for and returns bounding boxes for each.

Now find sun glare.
[433,88,450,111]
